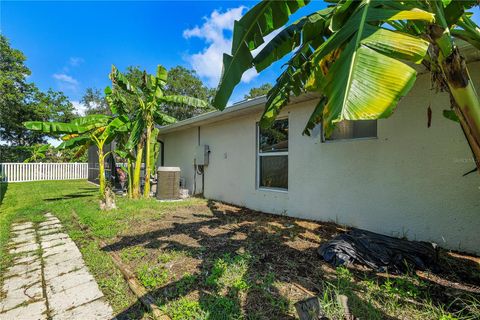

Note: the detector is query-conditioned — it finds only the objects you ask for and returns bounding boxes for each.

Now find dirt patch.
[101,200,480,319]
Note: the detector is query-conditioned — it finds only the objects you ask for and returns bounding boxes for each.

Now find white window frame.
[256,117,289,193]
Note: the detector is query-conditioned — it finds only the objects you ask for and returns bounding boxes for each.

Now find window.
[257,118,288,190]
[324,120,377,142]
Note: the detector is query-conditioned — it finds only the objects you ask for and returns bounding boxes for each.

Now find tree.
[24,114,127,200]
[108,65,209,198]
[80,66,212,121]
[244,83,273,100]
[23,144,49,163]
[81,88,109,115]
[0,146,30,162]
[162,66,215,120]
[23,144,88,163]
[0,35,30,113]
[0,35,76,146]
[1,87,76,146]
[213,0,480,171]
[106,66,161,199]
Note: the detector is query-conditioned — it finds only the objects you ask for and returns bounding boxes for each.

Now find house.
[158,55,480,254]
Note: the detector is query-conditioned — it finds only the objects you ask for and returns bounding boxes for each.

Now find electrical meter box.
[195,145,209,166]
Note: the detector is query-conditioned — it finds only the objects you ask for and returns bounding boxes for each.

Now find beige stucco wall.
[162,61,480,254]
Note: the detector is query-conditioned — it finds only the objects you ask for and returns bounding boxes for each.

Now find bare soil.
[101,200,480,319]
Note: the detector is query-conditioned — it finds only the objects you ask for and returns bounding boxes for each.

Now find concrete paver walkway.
[0,213,114,320]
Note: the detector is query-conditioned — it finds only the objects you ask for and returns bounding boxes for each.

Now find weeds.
[319,266,479,320]
[381,274,426,299]
[137,264,169,289]
[206,252,251,291]
[175,273,197,295]
[2,181,479,320]
[158,249,189,264]
[162,297,206,320]
[120,246,148,262]
[201,294,242,320]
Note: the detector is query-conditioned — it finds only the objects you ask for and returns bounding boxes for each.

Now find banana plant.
[108,65,209,198]
[113,148,135,199]
[109,120,136,199]
[104,86,135,198]
[24,114,128,199]
[213,0,480,171]
[149,127,161,175]
[23,144,50,163]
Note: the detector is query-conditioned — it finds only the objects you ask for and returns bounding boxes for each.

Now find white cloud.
[184,7,284,88]
[71,100,87,115]
[241,68,258,83]
[59,57,83,74]
[52,73,79,92]
[183,6,246,87]
[53,73,79,85]
[69,57,84,67]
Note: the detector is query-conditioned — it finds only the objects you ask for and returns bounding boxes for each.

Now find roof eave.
[158,42,479,135]
[158,93,321,134]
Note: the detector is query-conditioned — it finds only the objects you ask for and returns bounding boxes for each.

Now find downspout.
[193,126,205,196]
[199,127,204,196]
[159,140,165,166]
[193,127,200,195]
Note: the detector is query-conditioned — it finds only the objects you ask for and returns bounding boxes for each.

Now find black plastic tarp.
[319,228,439,273]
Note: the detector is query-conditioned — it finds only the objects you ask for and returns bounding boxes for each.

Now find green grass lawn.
[0,180,141,318]
[0,180,205,319]
[1,180,479,320]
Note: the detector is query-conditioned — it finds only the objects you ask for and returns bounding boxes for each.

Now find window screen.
[259,119,289,153]
[258,118,288,190]
[325,120,377,141]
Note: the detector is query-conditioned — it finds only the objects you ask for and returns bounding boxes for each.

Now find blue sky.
[1,0,326,113]
[1,1,479,115]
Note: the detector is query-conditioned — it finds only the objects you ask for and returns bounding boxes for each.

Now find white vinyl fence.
[0,163,88,183]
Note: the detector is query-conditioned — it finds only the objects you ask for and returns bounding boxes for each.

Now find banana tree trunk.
[127,159,133,199]
[143,123,152,198]
[97,145,106,200]
[429,2,480,172]
[132,142,144,199]
[440,49,480,171]
[450,84,480,169]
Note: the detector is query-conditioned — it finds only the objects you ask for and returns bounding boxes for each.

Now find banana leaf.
[213,0,310,109]
[253,8,333,72]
